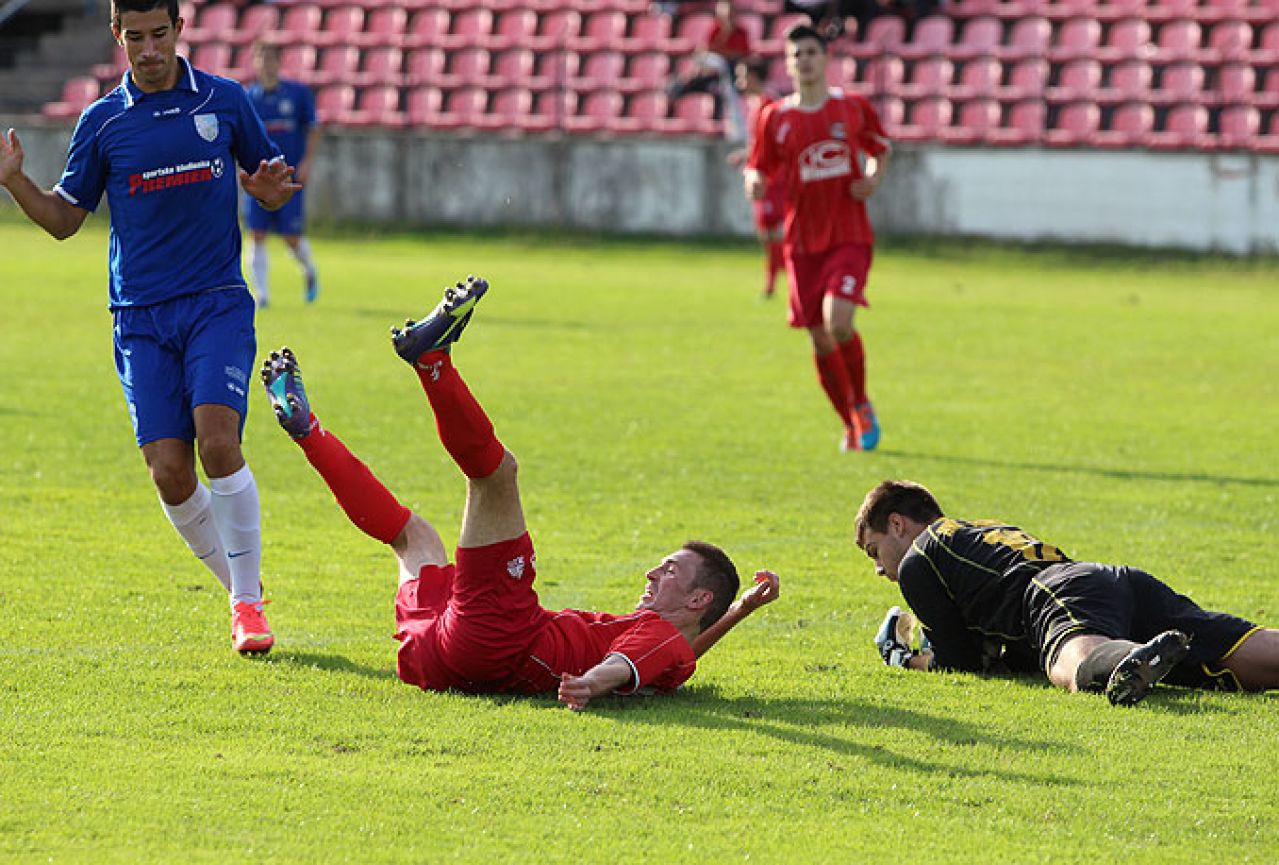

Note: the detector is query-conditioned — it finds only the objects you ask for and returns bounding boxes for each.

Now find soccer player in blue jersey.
[243,40,320,308]
[0,0,300,654]
[856,480,1279,705]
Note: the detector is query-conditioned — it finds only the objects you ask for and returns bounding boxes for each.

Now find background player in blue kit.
[243,40,320,308]
[0,0,299,654]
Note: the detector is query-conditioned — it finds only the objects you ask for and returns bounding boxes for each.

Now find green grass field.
[1,217,1276,863]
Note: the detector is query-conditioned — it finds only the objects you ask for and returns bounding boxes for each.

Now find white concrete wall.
[3,117,1276,254]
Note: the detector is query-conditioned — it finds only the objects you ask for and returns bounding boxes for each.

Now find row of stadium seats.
[947,0,1278,22]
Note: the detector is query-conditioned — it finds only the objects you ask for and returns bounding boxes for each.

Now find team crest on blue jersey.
[194,113,219,142]
[211,157,224,178]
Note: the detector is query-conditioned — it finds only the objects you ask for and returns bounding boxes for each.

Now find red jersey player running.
[261,276,780,710]
[745,24,891,453]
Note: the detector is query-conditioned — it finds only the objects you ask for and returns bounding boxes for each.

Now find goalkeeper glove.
[875,606,916,668]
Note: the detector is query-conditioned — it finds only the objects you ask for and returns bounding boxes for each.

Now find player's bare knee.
[829,322,856,344]
[393,514,448,581]
[196,434,244,478]
[1224,628,1279,691]
[146,458,197,504]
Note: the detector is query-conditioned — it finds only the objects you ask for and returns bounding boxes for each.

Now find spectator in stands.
[0,0,298,655]
[666,1,751,140]
[786,0,940,41]
[727,58,787,299]
[243,40,321,308]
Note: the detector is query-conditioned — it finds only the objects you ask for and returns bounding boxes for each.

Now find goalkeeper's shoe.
[391,275,489,364]
[875,606,915,668]
[1106,630,1190,706]
[260,347,316,440]
[854,401,881,452]
[231,600,274,655]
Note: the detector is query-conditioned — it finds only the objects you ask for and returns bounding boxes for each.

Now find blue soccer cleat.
[260,346,315,439]
[1106,630,1190,707]
[304,270,319,304]
[854,401,881,452]
[391,275,489,363]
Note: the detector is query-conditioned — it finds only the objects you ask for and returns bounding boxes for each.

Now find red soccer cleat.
[231,600,274,655]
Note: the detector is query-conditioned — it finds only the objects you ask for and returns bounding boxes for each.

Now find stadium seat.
[361,7,408,49]
[1198,0,1249,23]
[1217,104,1259,148]
[1050,17,1102,62]
[1093,0,1147,22]
[489,88,538,133]
[1151,18,1203,63]
[318,6,365,48]
[1002,16,1052,60]
[315,84,355,124]
[442,9,494,51]
[531,88,574,132]
[491,49,544,89]
[672,12,718,55]
[1150,103,1211,148]
[954,16,1003,60]
[405,86,443,126]
[313,46,360,86]
[574,10,628,51]
[949,97,1003,143]
[1094,101,1155,146]
[234,4,279,46]
[668,92,719,136]
[622,52,672,93]
[1101,18,1154,62]
[279,45,318,82]
[439,47,492,88]
[758,12,808,56]
[1154,62,1205,104]
[1045,100,1101,145]
[405,47,445,87]
[861,56,905,96]
[1148,0,1199,22]
[902,57,955,99]
[570,51,625,93]
[406,8,450,49]
[355,47,404,87]
[901,96,954,141]
[192,43,233,78]
[828,56,859,88]
[488,9,538,51]
[900,16,955,60]
[566,89,624,134]
[1005,58,1050,99]
[530,10,582,52]
[622,90,669,135]
[41,76,100,119]
[953,57,1003,100]
[184,2,236,44]
[1048,59,1102,101]
[437,86,491,130]
[989,98,1046,144]
[1205,19,1252,64]
[1213,63,1256,104]
[279,5,323,43]
[621,13,674,53]
[346,85,404,127]
[1106,60,1154,102]
[847,15,906,60]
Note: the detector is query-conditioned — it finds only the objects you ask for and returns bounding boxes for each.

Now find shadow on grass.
[264,650,396,681]
[880,448,1279,490]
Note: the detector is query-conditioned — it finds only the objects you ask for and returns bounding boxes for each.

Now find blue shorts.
[113,289,256,446]
[244,189,307,236]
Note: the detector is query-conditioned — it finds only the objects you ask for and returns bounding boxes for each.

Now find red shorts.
[784,243,873,328]
[394,532,549,693]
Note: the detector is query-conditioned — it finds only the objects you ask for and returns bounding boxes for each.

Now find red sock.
[814,351,854,428]
[765,241,784,294]
[297,419,412,544]
[414,350,505,479]
[839,332,868,406]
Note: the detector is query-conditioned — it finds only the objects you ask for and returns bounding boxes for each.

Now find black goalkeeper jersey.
[898,518,1072,672]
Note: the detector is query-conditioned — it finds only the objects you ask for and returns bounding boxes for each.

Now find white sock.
[289,237,317,277]
[250,242,270,304]
[208,464,263,606]
[161,483,232,592]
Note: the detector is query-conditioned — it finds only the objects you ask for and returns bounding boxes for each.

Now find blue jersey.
[245,78,315,166]
[55,57,281,308]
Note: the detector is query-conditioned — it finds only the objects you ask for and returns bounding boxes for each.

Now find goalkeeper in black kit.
[854,480,1279,705]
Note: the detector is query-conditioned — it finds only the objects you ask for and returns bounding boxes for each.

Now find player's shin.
[160,483,232,592]
[297,426,412,544]
[414,351,504,480]
[1073,640,1134,692]
[208,464,263,605]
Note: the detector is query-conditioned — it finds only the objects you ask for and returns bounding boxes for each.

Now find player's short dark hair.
[682,540,740,632]
[855,480,944,546]
[785,22,828,52]
[111,0,179,29]
[739,56,770,82]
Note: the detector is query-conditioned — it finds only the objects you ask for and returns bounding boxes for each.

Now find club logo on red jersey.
[798,141,852,182]
[127,159,218,196]
[507,557,526,579]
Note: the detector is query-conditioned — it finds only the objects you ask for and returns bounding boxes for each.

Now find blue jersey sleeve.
[55,108,108,212]
[232,83,282,173]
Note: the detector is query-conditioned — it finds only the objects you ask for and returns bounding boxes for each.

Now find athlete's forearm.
[2,174,84,240]
[692,601,749,657]
[580,656,635,696]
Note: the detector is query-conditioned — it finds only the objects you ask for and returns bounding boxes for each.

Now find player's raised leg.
[824,292,879,452]
[391,276,524,548]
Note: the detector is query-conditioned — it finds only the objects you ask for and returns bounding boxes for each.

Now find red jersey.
[748,88,890,255]
[706,19,752,63]
[514,609,696,695]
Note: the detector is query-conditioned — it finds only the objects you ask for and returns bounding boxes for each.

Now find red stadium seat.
[900,16,955,59]
[279,5,323,42]
[669,92,718,136]
[1005,58,1049,98]
[1093,0,1147,22]
[1045,100,1101,145]
[490,88,537,132]
[280,45,318,82]
[903,96,954,140]
[953,57,1003,100]
[1205,19,1252,64]
[405,48,445,87]
[1217,104,1259,148]
[406,8,450,49]
[1050,17,1101,62]
[1106,60,1153,102]
[673,12,717,54]
[989,98,1045,144]
[950,98,1002,143]
[314,46,360,86]
[361,7,408,49]
[315,84,355,124]
[1049,59,1102,101]
[828,56,859,88]
[623,52,672,93]
[488,9,538,50]
[234,4,279,46]
[847,15,906,60]
[954,16,1003,59]
[439,47,492,88]
[442,9,494,51]
[531,88,574,132]
[570,10,627,52]
[1198,0,1249,22]
[902,57,954,98]
[1002,16,1051,60]
[531,10,582,52]
[192,43,233,77]
[347,85,403,127]
[41,76,100,119]
[355,47,403,87]
[622,90,669,135]
[1213,63,1256,104]
[491,49,541,88]
[570,51,625,92]
[1148,0,1199,22]
[318,6,365,48]
[438,86,491,130]
[405,86,443,126]
[1094,101,1155,145]
[566,89,624,134]
[622,13,674,53]
[185,2,236,44]
[1154,62,1205,103]
[1151,18,1203,62]
[1150,103,1210,147]
[861,56,905,96]
[1101,18,1154,62]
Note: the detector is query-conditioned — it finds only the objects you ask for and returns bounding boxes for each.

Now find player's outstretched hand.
[557,674,593,712]
[874,606,915,668]
[240,158,301,211]
[0,128,25,186]
[740,569,780,613]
